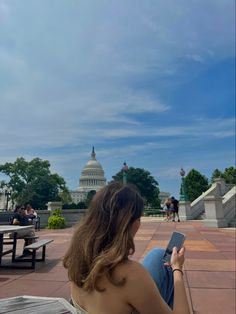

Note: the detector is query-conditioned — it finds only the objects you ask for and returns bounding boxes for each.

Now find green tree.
[222,167,236,184]
[184,169,209,202]
[211,169,223,182]
[0,157,70,209]
[211,167,236,184]
[59,189,72,204]
[112,167,160,208]
[77,201,87,209]
[62,201,87,209]
[85,190,96,207]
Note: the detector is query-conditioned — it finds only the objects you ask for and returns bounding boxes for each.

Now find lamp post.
[122,162,129,185]
[179,167,188,201]
[4,185,12,211]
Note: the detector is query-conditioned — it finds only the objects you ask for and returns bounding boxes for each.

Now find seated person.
[25,204,40,229]
[11,205,37,253]
[63,182,190,314]
[12,206,29,226]
[25,204,37,221]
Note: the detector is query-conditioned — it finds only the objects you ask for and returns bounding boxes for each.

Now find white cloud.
[0,0,9,18]
[185,54,205,63]
[0,0,234,192]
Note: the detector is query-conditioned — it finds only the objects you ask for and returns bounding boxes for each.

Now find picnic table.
[0,295,77,313]
[0,225,34,268]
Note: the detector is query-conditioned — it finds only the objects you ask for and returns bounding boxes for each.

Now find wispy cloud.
[0,0,234,194]
[0,0,9,18]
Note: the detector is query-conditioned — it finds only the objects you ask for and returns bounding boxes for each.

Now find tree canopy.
[211,167,236,185]
[211,168,223,182]
[0,157,70,209]
[112,167,160,208]
[184,169,209,202]
[85,190,97,207]
[222,167,236,184]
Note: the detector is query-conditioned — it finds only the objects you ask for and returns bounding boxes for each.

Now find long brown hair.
[63,181,144,292]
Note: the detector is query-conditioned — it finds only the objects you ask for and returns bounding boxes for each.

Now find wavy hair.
[63,181,144,292]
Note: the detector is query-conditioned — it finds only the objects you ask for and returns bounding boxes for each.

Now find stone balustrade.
[179,178,236,227]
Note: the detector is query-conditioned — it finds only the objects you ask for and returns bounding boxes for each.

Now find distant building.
[159,191,171,206]
[70,147,106,204]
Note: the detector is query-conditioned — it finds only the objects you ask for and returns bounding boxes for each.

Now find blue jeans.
[141,248,174,309]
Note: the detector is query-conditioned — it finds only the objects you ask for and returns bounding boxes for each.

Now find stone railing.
[222,186,236,222]
[225,183,235,193]
[179,182,219,220]
[204,185,236,227]
[190,183,219,219]
[179,178,235,222]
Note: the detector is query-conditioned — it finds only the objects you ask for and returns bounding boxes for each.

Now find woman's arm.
[12,218,20,225]
[125,250,190,314]
[125,262,173,314]
[171,247,189,314]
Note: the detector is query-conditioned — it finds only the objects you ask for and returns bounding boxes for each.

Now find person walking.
[163,198,172,222]
[171,197,180,222]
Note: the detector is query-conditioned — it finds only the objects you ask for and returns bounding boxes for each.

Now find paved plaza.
[0,218,235,314]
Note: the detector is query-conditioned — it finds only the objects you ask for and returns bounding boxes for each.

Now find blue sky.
[0,0,235,197]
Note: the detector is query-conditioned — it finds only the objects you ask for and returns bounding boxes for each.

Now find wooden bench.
[23,235,39,246]
[22,239,54,269]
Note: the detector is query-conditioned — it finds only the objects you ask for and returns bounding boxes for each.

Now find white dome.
[78,147,106,192]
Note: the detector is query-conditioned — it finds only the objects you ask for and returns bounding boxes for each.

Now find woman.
[163,198,172,222]
[25,204,37,220]
[63,182,189,314]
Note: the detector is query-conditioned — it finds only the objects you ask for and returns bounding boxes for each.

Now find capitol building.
[70,147,106,203]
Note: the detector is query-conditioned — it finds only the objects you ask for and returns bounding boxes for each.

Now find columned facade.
[70,147,106,204]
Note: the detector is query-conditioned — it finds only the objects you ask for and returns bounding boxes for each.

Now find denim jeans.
[141,248,174,309]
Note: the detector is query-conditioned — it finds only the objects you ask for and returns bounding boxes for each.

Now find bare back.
[71,260,139,314]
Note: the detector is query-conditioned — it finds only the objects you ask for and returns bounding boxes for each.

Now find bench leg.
[31,250,36,270]
[42,245,46,261]
[24,238,29,247]
[0,234,3,266]
[37,220,41,231]
[12,233,17,262]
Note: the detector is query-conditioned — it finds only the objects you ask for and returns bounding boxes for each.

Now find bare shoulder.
[119,260,172,314]
[116,259,144,271]
[116,259,151,283]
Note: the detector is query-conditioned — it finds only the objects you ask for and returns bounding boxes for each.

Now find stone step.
[228,219,236,228]
[196,212,206,220]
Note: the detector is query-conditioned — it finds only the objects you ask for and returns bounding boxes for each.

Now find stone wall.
[0,209,86,228]
[38,209,86,228]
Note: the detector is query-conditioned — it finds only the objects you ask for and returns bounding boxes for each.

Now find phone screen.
[162,232,185,263]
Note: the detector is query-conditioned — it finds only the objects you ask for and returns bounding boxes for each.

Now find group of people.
[10,204,38,253]
[7,184,189,313]
[11,204,38,226]
[64,182,190,314]
[163,197,180,222]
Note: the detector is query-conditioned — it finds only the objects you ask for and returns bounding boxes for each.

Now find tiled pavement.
[0,218,235,313]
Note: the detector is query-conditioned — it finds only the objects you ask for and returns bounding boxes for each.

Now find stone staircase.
[179,178,235,228]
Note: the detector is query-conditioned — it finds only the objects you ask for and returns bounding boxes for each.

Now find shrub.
[47,208,66,229]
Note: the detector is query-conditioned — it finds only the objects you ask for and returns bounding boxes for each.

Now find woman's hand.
[164,246,185,270]
[170,246,185,270]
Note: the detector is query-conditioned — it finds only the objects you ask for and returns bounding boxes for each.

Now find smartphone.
[162,231,186,263]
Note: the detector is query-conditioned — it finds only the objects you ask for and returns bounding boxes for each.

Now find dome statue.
[78,147,106,192]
